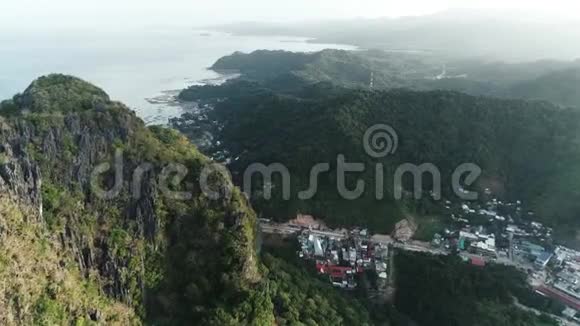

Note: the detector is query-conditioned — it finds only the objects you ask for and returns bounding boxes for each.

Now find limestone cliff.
[0,75,271,324]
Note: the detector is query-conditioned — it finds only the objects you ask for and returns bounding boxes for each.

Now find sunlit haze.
[1,0,580,30]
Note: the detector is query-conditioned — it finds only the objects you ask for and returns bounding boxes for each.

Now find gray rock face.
[0,111,158,306]
[0,143,42,215]
[0,75,263,323]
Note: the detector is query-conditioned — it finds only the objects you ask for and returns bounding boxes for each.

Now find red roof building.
[536,286,580,311]
[329,266,353,278]
[471,256,486,267]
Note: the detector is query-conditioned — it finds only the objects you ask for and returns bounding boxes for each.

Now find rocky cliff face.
[0,139,41,212]
[0,75,269,324]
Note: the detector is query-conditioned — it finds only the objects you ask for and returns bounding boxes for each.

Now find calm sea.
[0,26,354,124]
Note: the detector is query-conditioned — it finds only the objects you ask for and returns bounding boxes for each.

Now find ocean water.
[0,26,354,124]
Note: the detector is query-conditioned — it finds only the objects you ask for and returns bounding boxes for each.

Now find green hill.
[510,68,580,109]
[191,49,580,109]
[175,80,580,246]
[204,49,440,91]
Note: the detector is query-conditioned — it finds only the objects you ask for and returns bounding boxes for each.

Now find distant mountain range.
[212,10,580,61]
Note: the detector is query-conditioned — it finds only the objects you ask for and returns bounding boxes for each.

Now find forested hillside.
[206,49,441,91]
[261,253,374,325]
[394,251,560,326]
[175,79,580,246]
[193,49,580,110]
[510,68,580,108]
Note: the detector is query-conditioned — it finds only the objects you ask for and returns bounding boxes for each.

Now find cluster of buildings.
[431,194,554,267]
[514,239,554,269]
[263,189,580,321]
[548,247,580,310]
[457,229,497,258]
[432,192,580,321]
[298,229,389,289]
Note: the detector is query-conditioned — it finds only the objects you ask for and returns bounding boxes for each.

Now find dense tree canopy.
[175,79,580,245]
[394,251,560,326]
[193,49,580,110]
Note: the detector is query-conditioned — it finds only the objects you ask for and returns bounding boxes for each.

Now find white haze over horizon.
[1,0,580,31]
[1,0,580,122]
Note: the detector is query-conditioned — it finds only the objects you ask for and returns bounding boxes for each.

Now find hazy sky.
[1,0,579,29]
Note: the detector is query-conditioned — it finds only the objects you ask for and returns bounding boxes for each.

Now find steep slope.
[261,253,374,326]
[0,74,382,325]
[0,74,268,324]
[0,197,139,325]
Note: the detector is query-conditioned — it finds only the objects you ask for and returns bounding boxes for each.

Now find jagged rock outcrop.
[0,144,41,212]
[0,74,268,324]
[0,196,139,325]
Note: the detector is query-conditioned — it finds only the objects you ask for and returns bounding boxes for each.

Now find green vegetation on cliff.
[0,74,384,325]
[0,197,139,325]
[3,74,110,115]
[0,74,269,324]
[261,253,373,325]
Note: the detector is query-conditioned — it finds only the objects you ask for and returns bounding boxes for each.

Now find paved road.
[261,222,522,265]
[260,222,443,255]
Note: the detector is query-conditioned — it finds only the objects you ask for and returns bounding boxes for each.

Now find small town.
[297,228,390,289]
[260,189,580,325]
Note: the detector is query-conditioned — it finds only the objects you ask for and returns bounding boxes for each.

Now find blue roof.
[535,251,553,264]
